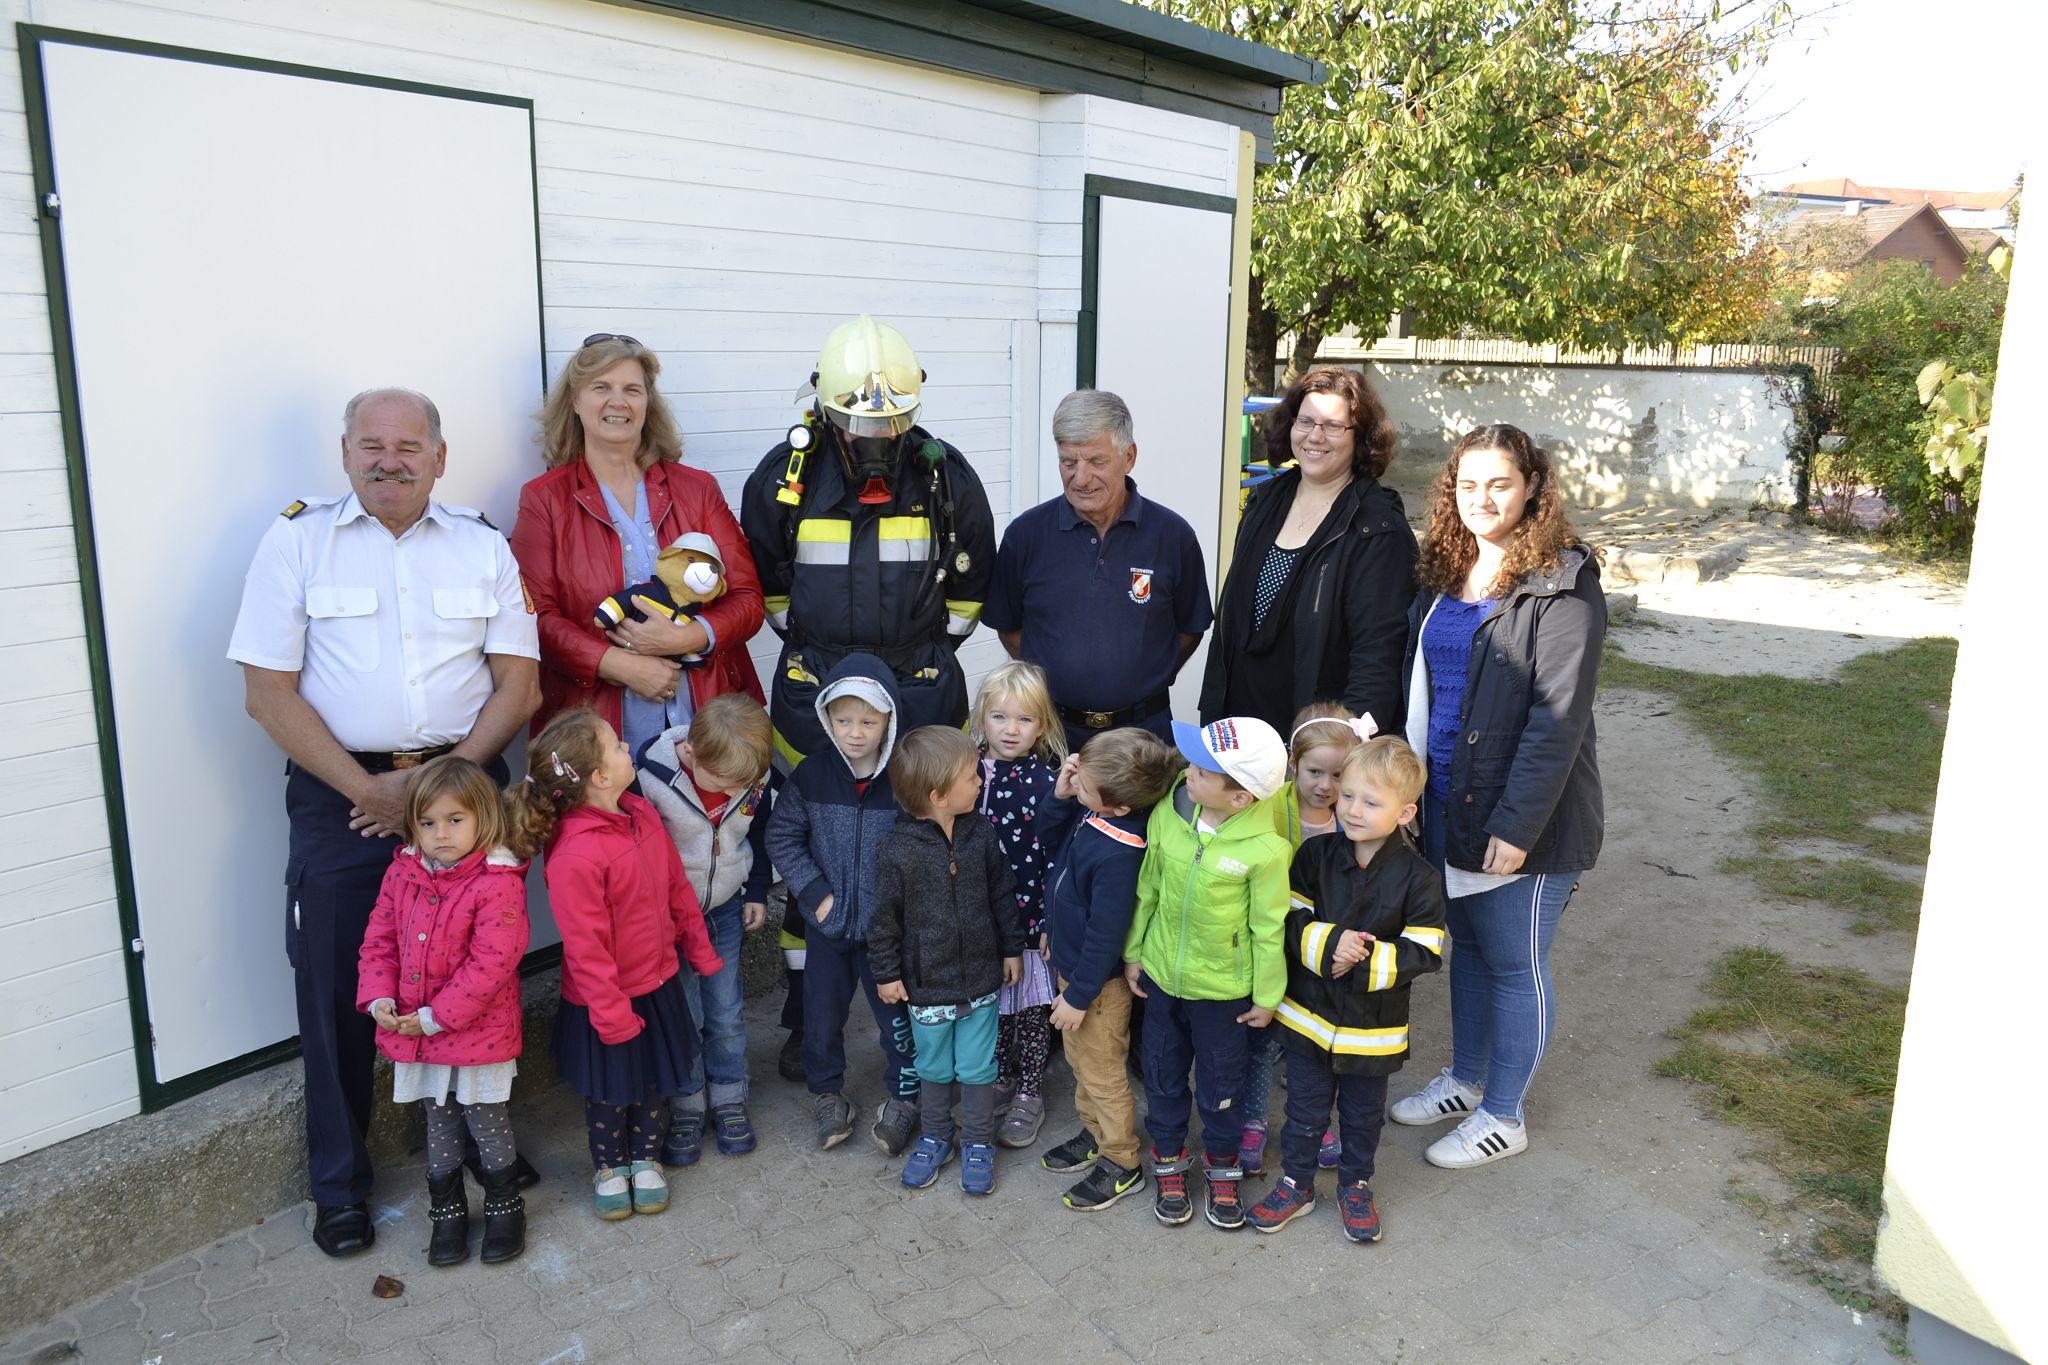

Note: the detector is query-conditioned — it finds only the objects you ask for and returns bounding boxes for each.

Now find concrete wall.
[1349,360,1803,512]
[1872,192,2045,1361]
[0,0,1240,1162]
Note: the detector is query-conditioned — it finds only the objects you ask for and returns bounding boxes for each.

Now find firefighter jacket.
[740,426,995,764]
[1276,832,1448,1076]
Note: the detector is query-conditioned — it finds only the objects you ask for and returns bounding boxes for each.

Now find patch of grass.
[1601,636,1956,864]
[1656,947,1906,1320]
[1721,855,1921,936]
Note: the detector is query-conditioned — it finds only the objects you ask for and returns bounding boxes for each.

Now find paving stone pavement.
[5,683,1910,1365]
[2,991,1891,1364]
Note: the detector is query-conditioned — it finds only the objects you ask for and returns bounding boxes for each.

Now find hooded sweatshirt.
[762,653,902,942]
[637,726,774,911]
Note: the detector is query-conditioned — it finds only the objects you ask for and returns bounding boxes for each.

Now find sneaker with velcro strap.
[1338,1180,1384,1242]
[1150,1149,1194,1226]
[1202,1157,1246,1230]
[1424,1109,1529,1169]
[1245,1175,1315,1233]
[1390,1068,1484,1126]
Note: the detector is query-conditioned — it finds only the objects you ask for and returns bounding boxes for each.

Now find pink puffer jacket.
[357,843,531,1066]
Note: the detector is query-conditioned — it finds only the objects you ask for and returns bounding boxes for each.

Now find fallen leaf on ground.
[371,1275,404,1299]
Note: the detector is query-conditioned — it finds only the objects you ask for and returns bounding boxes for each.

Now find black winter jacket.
[1402,543,1606,875]
[1200,469,1417,732]
[867,813,1025,1008]
[1278,833,1447,1076]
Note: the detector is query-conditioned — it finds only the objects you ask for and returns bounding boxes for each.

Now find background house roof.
[1783,202,1969,261]
[1781,177,2018,211]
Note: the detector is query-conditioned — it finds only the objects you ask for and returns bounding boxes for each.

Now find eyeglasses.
[1291,417,1354,437]
[581,333,642,349]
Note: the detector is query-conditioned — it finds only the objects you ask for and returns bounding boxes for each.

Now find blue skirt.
[552,969,699,1106]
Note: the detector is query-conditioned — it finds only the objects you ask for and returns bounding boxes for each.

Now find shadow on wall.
[1356,361,1801,511]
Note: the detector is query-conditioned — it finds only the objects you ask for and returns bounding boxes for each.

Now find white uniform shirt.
[227,494,540,752]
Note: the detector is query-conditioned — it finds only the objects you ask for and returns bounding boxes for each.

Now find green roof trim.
[620,0,1317,159]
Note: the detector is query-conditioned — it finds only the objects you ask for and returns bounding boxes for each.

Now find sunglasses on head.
[581,333,642,349]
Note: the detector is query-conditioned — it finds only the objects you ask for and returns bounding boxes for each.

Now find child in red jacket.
[357,757,531,1268]
[505,708,723,1222]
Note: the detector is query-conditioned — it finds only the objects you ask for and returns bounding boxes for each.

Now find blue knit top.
[1422,596,1496,798]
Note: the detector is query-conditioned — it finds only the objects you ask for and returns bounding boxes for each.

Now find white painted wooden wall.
[0,0,1239,1161]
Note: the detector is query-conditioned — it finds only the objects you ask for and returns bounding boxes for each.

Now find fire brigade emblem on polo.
[1128,568,1153,604]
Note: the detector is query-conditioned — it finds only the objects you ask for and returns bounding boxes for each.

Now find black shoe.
[426,1170,470,1267]
[872,1098,919,1157]
[476,1164,526,1264]
[778,1030,806,1082]
[1040,1131,1099,1174]
[1063,1159,1145,1212]
[1203,1158,1247,1230]
[312,1202,375,1257]
[1150,1150,1193,1226]
[465,1151,540,1190]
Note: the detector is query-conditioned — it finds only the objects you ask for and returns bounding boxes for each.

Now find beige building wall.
[1873,203,2045,1362]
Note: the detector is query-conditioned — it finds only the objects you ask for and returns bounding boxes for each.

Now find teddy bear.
[593,531,726,668]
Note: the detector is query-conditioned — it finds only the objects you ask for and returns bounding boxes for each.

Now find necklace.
[1285,480,1343,537]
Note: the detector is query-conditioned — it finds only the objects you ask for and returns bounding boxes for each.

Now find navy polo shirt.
[985,479,1214,711]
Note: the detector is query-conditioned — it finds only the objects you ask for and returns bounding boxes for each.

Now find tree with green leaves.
[1144,0,1792,388]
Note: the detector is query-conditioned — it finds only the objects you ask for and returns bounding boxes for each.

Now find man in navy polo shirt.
[986,390,1213,747]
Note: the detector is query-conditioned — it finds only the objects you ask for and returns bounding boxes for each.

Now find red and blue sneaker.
[1338,1181,1383,1243]
[1238,1119,1269,1176]
[1246,1175,1315,1233]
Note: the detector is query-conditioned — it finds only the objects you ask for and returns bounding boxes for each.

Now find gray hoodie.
[635,728,773,912]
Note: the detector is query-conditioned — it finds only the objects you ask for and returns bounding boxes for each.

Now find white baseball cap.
[1172,717,1287,802]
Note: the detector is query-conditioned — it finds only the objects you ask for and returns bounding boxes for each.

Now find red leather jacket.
[510,457,765,734]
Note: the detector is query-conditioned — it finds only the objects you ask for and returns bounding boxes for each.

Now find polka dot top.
[976,752,1059,942]
[1252,544,1302,630]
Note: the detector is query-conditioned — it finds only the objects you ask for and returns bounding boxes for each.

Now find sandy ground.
[1596,511,1966,679]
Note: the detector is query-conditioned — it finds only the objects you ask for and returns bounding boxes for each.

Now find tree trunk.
[1244,273,1279,396]
[1283,322,1327,389]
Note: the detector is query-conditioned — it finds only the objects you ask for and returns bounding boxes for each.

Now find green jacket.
[1124,774,1293,1007]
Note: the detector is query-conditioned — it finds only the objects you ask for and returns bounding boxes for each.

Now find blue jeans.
[1425,795,1576,1122]
[676,893,748,1111]
[1137,975,1251,1163]
[1282,1052,1388,1186]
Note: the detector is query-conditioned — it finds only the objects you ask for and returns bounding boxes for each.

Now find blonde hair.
[971,660,1067,764]
[1340,736,1427,806]
[825,692,888,721]
[888,726,980,819]
[403,756,507,854]
[1287,701,1359,768]
[537,338,683,472]
[687,693,773,784]
[1077,728,1181,812]
[504,709,610,858]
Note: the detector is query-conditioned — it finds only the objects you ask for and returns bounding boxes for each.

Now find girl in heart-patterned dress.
[969,662,1069,1149]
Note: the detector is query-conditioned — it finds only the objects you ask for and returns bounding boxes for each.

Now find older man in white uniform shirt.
[228,388,538,1257]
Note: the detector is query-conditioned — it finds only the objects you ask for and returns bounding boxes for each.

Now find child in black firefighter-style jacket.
[1249,736,1447,1244]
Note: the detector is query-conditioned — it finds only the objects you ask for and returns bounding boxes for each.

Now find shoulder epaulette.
[280,499,308,519]
[1084,814,1145,849]
[440,503,498,530]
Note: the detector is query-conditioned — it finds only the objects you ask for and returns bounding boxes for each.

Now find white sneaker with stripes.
[1425,1109,1528,1169]
[1389,1068,1483,1126]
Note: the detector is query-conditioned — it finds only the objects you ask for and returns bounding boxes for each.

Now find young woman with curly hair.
[1390,424,1606,1170]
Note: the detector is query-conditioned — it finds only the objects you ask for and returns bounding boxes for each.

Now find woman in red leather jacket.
[510,335,764,749]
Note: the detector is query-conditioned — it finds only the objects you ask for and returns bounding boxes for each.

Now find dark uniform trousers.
[283,755,506,1207]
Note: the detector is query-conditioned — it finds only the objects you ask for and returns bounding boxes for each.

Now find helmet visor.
[822,370,920,438]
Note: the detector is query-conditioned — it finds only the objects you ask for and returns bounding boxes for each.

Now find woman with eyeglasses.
[509,334,765,749]
[1198,366,1417,738]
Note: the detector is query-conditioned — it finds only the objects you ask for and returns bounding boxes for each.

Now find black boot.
[426,1169,470,1267]
[465,1149,540,1189]
[778,1029,806,1082]
[477,1163,526,1264]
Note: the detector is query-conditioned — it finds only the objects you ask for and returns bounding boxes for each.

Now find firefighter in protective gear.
[741,315,996,769]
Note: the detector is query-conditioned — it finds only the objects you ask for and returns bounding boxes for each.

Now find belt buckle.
[1082,710,1114,730]
[391,751,425,770]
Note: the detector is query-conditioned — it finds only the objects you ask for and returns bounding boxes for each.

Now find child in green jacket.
[1123,716,1292,1232]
